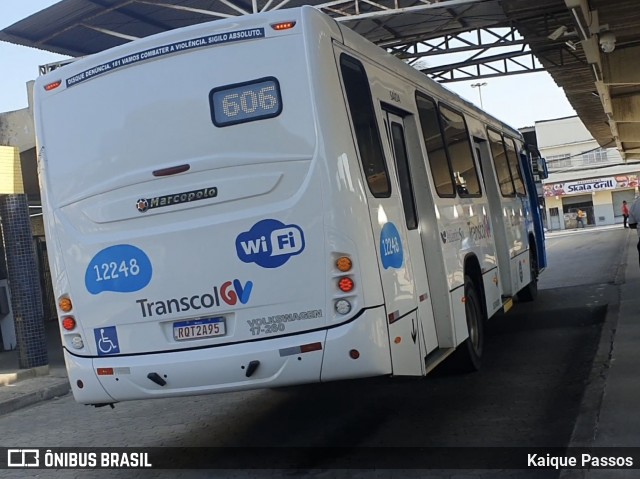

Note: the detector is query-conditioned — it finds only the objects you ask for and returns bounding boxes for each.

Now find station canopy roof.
[2,0,640,161]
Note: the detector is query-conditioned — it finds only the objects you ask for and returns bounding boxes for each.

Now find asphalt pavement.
[0,224,638,474]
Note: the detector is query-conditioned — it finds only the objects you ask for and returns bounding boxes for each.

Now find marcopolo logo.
[136,187,217,213]
[236,219,305,269]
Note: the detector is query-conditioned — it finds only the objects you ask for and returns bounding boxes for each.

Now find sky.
[1,1,70,112]
[0,1,577,129]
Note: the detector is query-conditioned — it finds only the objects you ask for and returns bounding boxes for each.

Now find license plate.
[173,317,226,341]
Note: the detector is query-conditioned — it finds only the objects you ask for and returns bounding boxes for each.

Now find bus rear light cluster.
[333,255,356,316]
[58,295,84,349]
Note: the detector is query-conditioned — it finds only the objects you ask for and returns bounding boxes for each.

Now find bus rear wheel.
[449,275,484,373]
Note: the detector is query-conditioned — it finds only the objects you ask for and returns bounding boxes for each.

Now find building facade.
[536,116,639,231]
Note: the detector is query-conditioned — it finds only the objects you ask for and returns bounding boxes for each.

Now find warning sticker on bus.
[65,28,265,88]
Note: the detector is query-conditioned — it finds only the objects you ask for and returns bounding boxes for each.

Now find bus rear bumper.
[66,307,391,403]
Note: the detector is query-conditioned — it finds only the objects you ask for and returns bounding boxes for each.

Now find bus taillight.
[338,277,354,292]
[62,316,76,331]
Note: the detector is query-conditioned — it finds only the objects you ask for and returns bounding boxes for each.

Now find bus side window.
[415,93,455,197]
[340,54,391,198]
[438,104,481,197]
[504,137,526,196]
[390,122,418,230]
[487,127,516,197]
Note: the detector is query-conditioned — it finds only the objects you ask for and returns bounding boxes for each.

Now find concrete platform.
[0,319,70,416]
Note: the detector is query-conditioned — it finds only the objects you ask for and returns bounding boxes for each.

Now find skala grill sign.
[236,219,305,268]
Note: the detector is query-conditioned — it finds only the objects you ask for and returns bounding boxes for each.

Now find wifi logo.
[236,219,305,269]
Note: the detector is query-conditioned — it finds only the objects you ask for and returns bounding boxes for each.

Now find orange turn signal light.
[59,297,73,312]
[336,256,352,272]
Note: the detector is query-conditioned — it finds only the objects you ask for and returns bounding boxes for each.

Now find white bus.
[34,6,546,406]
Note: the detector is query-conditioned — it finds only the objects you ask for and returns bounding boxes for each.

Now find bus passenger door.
[473,136,508,312]
[381,111,439,375]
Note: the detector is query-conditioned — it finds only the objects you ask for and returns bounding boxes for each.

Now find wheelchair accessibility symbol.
[94,326,120,356]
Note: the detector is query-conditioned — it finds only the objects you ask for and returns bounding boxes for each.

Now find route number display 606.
[210,77,282,127]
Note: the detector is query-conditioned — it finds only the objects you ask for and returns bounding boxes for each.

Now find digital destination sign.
[209,77,282,127]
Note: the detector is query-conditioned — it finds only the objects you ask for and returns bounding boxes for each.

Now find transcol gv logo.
[236,219,305,268]
[135,279,253,318]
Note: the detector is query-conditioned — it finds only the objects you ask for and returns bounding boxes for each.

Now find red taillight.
[44,80,62,91]
[338,277,354,292]
[97,368,114,376]
[62,316,76,331]
[271,21,296,31]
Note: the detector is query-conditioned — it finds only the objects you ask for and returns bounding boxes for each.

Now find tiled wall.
[0,194,47,368]
[0,146,25,194]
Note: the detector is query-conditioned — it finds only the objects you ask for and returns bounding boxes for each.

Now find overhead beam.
[85,0,174,31]
[135,1,240,18]
[422,49,544,82]
[81,24,140,41]
[390,27,526,60]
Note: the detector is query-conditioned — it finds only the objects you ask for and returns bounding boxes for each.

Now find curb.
[0,365,50,386]
[558,231,632,479]
[0,379,71,417]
